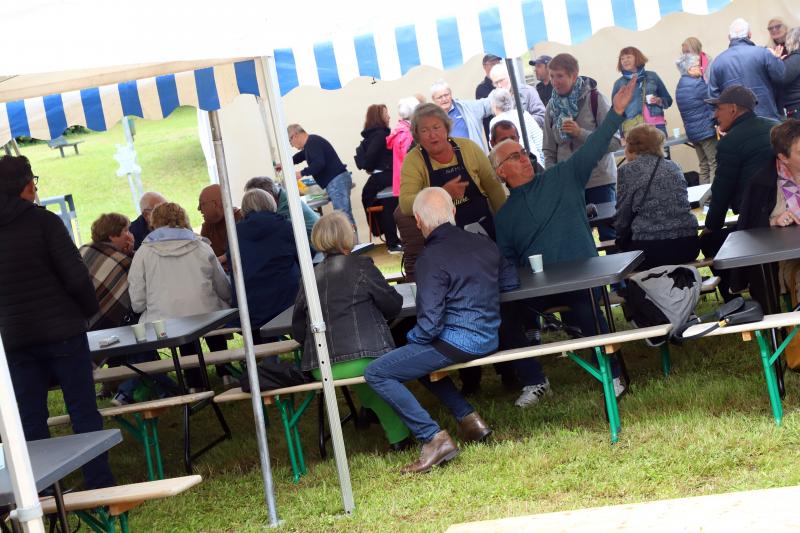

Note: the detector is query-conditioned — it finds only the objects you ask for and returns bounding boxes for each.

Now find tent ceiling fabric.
[0,59,261,145]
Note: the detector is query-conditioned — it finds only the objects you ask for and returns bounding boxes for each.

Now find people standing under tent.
[767,18,789,60]
[476,54,503,140]
[777,27,800,119]
[287,124,356,228]
[489,62,546,126]
[675,53,718,184]
[429,80,494,153]
[612,46,673,139]
[488,87,544,165]
[681,37,713,80]
[293,211,412,451]
[530,55,554,106]
[707,18,785,122]
[354,104,402,253]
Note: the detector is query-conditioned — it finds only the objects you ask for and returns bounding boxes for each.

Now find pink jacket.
[386,120,413,197]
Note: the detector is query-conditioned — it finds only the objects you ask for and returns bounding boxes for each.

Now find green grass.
[24,107,209,243]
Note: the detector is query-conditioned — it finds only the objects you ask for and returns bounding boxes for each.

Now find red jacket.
[386,119,413,197]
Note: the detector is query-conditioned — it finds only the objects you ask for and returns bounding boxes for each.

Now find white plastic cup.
[673,127,681,139]
[131,323,147,343]
[646,94,656,104]
[152,319,167,339]
[528,254,544,273]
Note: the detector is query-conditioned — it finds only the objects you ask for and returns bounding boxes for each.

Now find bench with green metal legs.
[753,327,796,425]
[263,391,317,482]
[565,346,622,443]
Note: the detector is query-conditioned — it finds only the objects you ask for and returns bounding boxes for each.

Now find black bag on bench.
[673,297,764,342]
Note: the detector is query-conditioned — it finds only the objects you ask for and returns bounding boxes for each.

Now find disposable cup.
[528,254,543,273]
[152,319,167,339]
[131,323,147,343]
[646,94,656,104]
[673,127,681,138]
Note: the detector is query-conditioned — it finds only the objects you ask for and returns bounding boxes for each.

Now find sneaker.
[110,392,132,407]
[387,244,403,254]
[613,377,626,398]
[514,379,552,407]
[222,375,237,389]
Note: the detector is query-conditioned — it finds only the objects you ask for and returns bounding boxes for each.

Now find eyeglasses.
[496,148,528,167]
[768,24,784,31]
[31,176,39,185]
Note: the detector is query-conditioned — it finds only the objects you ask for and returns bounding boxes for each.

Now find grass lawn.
[23,107,209,244]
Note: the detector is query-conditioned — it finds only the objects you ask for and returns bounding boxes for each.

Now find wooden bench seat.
[41,475,202,531]
[93,339,299,383]
[214,376,367,406]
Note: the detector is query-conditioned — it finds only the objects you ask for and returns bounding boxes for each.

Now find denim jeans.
[585,183,617,242]
[325,171,356,226]
[7,333,116,489]
[364,343,476,442]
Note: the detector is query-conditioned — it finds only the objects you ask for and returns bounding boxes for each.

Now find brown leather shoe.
[457,412,492,443]
[400,430,459,474]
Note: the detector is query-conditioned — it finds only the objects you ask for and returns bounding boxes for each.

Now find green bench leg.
[266,391,316,483]
[660,344,671,377]
[75,508,116,533]
[566,348,621,444]
[755,330,786,426]
[276,397,302,482]
[118,512,130,533]
[114,414,164,481]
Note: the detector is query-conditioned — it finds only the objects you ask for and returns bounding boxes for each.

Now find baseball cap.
[529,55,552,66]
[482,54,502,65]
[704,85,757,110]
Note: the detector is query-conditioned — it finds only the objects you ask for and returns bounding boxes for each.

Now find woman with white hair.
[675,53,717,183]
[230,188,300,342]
[778,27,800,119]
[386,96,419,196]
[487,87,544,164]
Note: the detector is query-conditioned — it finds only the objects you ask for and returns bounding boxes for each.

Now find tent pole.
[259,56,355,515]
[0,337,45,533]
[505,58,530,153]
[207,110,281,527]
[255,97,281,181]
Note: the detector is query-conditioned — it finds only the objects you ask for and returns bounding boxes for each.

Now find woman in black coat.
[777,27,800,118]
[355,104,402,252]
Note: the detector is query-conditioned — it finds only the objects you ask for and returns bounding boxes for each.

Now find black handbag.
[674,297,764,342]
[616,157,661,251]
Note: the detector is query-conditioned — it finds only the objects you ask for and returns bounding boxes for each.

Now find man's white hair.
[241,188,277,216]
[397,96,420,120]
[489,88,515,113]
[412,187,455,231]
[488,138,517,170]
[489,63,509,82]
[429,80,451,98]
[729,18,750,40]
[139,191,166,211]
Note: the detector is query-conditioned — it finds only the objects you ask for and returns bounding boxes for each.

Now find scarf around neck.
[549,76,585,141]
[621,66,646,119]
[778,159,800,217]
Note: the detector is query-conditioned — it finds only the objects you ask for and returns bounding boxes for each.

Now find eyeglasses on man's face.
[497,148,528,167]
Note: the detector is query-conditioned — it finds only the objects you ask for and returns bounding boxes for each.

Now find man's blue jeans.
[325,171,355,227]
[585,183,616,242]
[365,342,476,442]
[7,333,116,489]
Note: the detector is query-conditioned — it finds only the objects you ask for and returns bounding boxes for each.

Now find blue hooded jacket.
[675,74,716,142]
[228,211,300,330]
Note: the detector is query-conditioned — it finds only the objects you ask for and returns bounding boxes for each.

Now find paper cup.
[672,127,681,138]
[528,254,543,273]
[646,94,656,104]
[132,323,147,342]
[152,319,167,339]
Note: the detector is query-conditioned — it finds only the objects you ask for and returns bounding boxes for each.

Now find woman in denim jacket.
[612,46,673,139]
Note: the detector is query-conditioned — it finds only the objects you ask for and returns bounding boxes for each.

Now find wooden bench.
[446,484,800,532]
[49,392,214,481]
[47,135,84,157]
[40,475,202,532]
[384,271,407,284]
[681,310,800,426]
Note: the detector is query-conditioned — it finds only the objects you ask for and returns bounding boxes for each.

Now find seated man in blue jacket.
[366,187,517,474]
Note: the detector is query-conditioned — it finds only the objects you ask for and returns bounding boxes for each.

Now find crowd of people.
[3,15,800,486]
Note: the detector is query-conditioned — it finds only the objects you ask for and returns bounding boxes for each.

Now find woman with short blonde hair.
[149,202,191,230]
[311,211,354,255]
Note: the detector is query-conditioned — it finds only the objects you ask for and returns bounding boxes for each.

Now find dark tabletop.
[713,226,800,269]
[260,252,642,337]
[587,202,615,228]
[0,429,122,506]
[88,309,238,358]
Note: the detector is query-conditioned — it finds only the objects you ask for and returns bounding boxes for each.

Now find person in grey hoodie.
[128,201,231,389]
[542,53,621,242]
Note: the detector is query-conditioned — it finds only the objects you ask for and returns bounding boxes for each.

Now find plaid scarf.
[549,76,584,141]
[79,242,136,330]
[778,159,800,217]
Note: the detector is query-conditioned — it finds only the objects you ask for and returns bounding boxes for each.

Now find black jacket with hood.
[0,194,98,352]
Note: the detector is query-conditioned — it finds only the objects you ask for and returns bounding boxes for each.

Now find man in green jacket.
[701,85,778,299]
[490,77,636,396]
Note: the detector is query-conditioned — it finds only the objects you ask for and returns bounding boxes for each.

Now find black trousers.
[700,227,736,301]
[361,171,400,247]
[629,235,700,270]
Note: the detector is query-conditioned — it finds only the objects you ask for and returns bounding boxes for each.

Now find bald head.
[139,191,166,227]
[198,184,223,224]
[412,187,456,237]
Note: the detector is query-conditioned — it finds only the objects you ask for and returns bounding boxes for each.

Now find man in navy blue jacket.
[366,187,517,474]
[288,124,355,227]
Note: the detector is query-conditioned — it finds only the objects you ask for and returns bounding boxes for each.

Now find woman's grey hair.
[675,53,700,76]
[489,88,515,113]
[244,176,280,203]
[412,187,455,231]
[410,103,452,143]
[397,96,420,120]
[786,27,800,54]
[311,211,354,254]
[241,188,277,216]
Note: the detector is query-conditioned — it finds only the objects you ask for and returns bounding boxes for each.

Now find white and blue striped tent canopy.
[0,0,732,145]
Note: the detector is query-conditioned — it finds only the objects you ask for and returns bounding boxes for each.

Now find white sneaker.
[514,379,552,407]
[613,377,626,398]
[222,375,237,389]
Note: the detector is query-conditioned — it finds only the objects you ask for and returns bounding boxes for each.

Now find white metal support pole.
[207,110,281,527]
[259,56,355,514]
[505,59,531,153]
[0,337,45,533]
[255,97,281,179]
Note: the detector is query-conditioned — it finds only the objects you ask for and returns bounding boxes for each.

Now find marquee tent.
[0,0,748,530]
